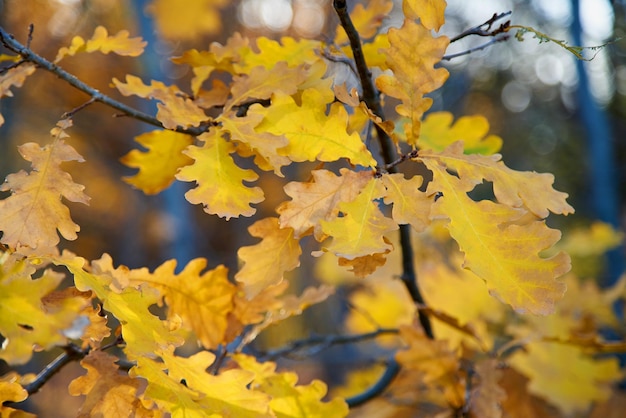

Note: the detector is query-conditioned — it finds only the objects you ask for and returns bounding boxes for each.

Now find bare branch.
[346,358,400,407]
[442,35,510,61]
[23,344,88,396]
[449,11,512,43]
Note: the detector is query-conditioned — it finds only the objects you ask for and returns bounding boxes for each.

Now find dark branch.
[442,35,510,61]
[449,11,512,43]
[346,358,400,408]
[23,344,88,396]
[0,25,208,136]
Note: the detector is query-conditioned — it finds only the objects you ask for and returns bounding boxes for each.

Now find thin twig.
[61,97,97,119]
[345,358,400,408]
[23,344,88,395]
[442,35,510,61]
[449,11,512,43]
[0,25,208,136]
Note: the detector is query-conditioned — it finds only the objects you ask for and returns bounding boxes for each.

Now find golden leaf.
[403,0,447,31]
[145,0,229,41]
[381,173,432,232]
[55,26,146,63]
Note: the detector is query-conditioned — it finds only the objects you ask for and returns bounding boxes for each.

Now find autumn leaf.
[403,0,447,31]
[121,130,194,194]
[469,359,506,418]
[320,177,397,260]
[0,120,89,250]
[129,259,237,349]
[499,368,560,418]
[376,19,449,144]
[233,354,349,418]
[418,111,503,155]
[0,373,27,404]
[277,168,372,239]
[235,217,301,298]
[55,26,146,63]
[334,0,393,44]
[251,90,376,167]
[176,129,264,219]
[235,37,321,73]
[146,0,228,41]
[0,63,36,99]
[508,341,622,415]
[69,350,150,418]
[381,173,432,232]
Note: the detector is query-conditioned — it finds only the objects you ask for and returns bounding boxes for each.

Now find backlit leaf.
[176,129,264,219]
[403,0,447,31]
[381,173,432,232]
[0,120,89,249]
[235,217,301,298]
[55,26,145,63]
[121,130,194,194]
[146,0,228,41]
[0,63,35,99]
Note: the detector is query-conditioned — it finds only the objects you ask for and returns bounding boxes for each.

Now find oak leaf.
[508,341,622,415]
[469,359,506,418]
[176,129,264,219]
[320,178,397,259]
[235,37,320,73]
[55,26,146,63]
[418,111,503,155]
[252,90,376,167]
[376,19,449,144]
[0,373,27,404]
[121,130,194,194]
[0,63,35,99]
[130,259,236,349]
[233,354,349,418]
[0,121,89,249]
[499,369,560,418]
[146,0,228,41]
[403,0,447,31]
[277,168,372,239]
[235,217,301,298]
[69,350,150,418]
[381,173,432,232]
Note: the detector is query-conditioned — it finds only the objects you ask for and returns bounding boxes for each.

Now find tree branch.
[23,343,88,396]
[0,25,208,136]
[449,11,512,43]
[442,35,510,61]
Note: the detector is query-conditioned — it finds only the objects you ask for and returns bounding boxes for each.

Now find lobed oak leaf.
[334,0,393,44]
[423,159,569,315]
[233,354,349,418]
[396,325,464,408]
[381,173,432,232]
[235,217,301,298]
[0,257,86,364]
[146,0,228,41]
[421,142,574,218]
[252,90,376,167]
[220,112,291,175]
[0,62,35,99]
[338,252,389,278]
[469,359,506,418]
[403,0,447,31]
[0,373,27,404]
[129,259,237,350]
[55,26,145,63]
[418,111,503,155]
[78,304,111,349]
[0,123,89,249]
[176,129,264,219]
[499,368,560,418]
[235,37,320,73]
[320,178,397,260]
[376,19,449,143]
[134,348,272,417]
[277,168,372,239]
[121,130,194,194]
[69,350,150,418]
[508,341,622,415]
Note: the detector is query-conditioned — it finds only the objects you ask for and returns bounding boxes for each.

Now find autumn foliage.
[1,1,625,417]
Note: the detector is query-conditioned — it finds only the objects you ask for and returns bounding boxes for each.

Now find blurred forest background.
[1,0,626,416]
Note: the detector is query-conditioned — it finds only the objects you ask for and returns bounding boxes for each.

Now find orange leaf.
[376,19,449,144]
[0,121,89,249]
[235,217,301,298]
[0,63,35,99]
[403,0,447,31]
[469,359,506,418]
[121,130,194,194]
[55,26,145,62]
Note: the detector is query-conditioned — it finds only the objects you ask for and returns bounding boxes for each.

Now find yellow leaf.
[176,129,264,219]
[252,90,376,167]
[381,173,432,232]
[558,221,624,257]
[334,0,393,44]
[277,168,372,239]
[0,121,89,249]
[68,351,150,418]
[130,259,236,349]
[0,63,35,98]
[418,111,503,155]
[0,255,87,364]
[121,130,194,194]
[235,37,320,73]
[376,19,449,144]
[220,112,291,175]
[421,142,574,218]
[508,341,622,415]
[396,325,464,407]
[146,0,228,41]
[0,373,27,404]
[235,218,301,298]
[233,354,349,418]
[133,348,272,417]
[469,359,506,418]
[55,26,145,63]
[320,178,397,259]
[112,75,206,129]
[403,0,447,31]
[423,159,569,315]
